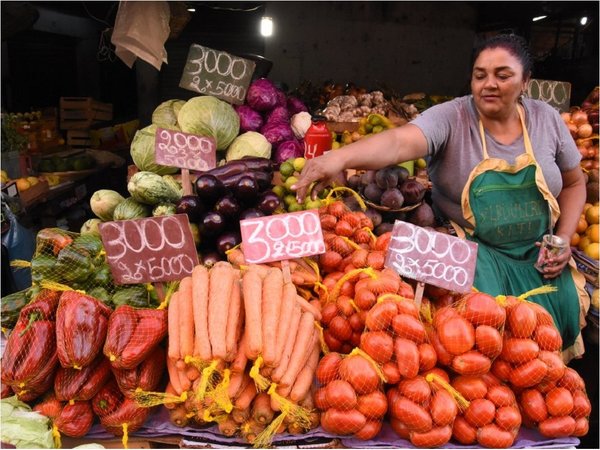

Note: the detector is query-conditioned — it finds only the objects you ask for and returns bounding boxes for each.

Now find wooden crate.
[59,97,113,130]
[66,129,92,150]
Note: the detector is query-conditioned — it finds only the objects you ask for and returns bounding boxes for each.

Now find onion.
[587,147,596,159]
[576,138,592,148]
[578,123,593,139]
[593,159,600,170]
[581,159,594,170]
[571,110,589,126]
[578,146,589,159]
[560,112,572,124]
[567,122,579,139]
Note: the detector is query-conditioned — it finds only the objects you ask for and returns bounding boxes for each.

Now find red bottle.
[304,116,332,159]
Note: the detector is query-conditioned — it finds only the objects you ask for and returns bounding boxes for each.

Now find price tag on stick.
[99,214,199,284]
[385,220,478,303]
[240,210,326,265]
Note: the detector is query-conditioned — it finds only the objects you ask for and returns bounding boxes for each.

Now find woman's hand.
[291,151,347,202]
[536,237,572,279]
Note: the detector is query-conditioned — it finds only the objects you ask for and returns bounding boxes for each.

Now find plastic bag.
[1,197,35,291]
[111,0,170,71]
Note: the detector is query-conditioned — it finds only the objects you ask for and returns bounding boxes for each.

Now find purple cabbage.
[235,105,263,132]
[274,139,304,164]
[246,78,279,111]
[261,121,295,147]
[275,89,287,107]
[265,106,290,124]
[286,96,309,115]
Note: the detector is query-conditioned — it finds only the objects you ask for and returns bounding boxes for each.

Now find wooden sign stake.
[281,259,292,284]
[154,282,166,302]
[414,281,425,308]
[181,169,192,196]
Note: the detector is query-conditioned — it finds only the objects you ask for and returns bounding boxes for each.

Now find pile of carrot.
[165,261,321,445]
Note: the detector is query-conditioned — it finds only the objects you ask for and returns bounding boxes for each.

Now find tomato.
[438,316,475,355]
[316,353,342,385]
[572,389,592,419]
[537,379,558,394]
[464,398,496,427]
[495,405,522,431]
[320,302,338,326]
[422,368,451,385]
[451,351,492,376]
[34,393,63,420]
[533,324,563,352]
[430,390,458,426]
[427,328,453,366]
[390,396,433,433]
[452,375,488,401]
[354,289,377,311]
[382,361,401,385]
[365,301,398,331]
[348,312,365,332]
[500,338,540,364]
[324,379,357,411]
[336,295,356,318]
[432,306,460,331]
[528,302,555,327]
[339,354,380,395]
[538,416,576,438]
[314,387,330,411]
[390,417,411,439]
[520,388,548,423]
[391,314,426,344]
[398,376,431,404]
[573,417,589,437]
[452,416,477,444]
[545,387,574,417]
[394,337,420,379]
[477,423,516,448]
[323,330,343,353]
[356,390,388,419]
[417,343,437,372]
[360,331,394,364]
[509,358,548,388]
[538,351,566,383]
[475,325,503,359]
[410,425,452,448]
[462,292,506,328]
[491,359,512,382]
[354,420,382,440]
[321,408,367,435]
[395,298,420,319]
[486,384,515,407]
[557,368,585,392]
[480,371,501,388]
[507,302,537,338]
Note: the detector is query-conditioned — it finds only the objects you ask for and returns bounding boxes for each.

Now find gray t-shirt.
[411,96,581,228]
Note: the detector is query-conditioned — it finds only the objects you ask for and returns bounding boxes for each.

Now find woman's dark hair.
[473,34,533,78]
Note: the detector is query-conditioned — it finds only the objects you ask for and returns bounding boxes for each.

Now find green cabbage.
[152,99,186,130]
[225,131,272,162]
[177,96,240,151]
[1,396,54,449]
[130,124,178,175]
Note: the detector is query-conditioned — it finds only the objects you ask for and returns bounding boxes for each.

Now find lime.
[284,176,299,191]
[288,202,304,212]
[292,157,306,172]
[304,199,322,210]
[416,158,428,169]
[272,185,286,198]
[372,125,384,133]
[279,162,295,178]
[283,194,297,207]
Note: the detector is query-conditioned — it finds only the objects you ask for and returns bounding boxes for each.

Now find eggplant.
[195,174,225,203]
[175,195,204,222]
[234,176,260,202]
[240,156,275,172]
[200,211,226,236]
[239,208,265,220]
[205,161,248,179]
[257,190,282,215]
[216,231,242,256]
[214,194,241,218]
[200,251,222,268]
[221,170,272,191]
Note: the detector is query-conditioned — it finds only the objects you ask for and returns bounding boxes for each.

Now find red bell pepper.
[92,378,124,418]
[55,355,112,402]
[113,346,166,397]
[100,398,152,436]
[54,401,95,438]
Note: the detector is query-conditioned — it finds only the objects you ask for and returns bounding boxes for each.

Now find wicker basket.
[572,248,599,288]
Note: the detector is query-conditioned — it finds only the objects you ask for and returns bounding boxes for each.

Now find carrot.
[252,392,275,425]
[227,247,247,268]
[290,339,320,402]
[208,261,236,360]
[167,357,183,395]
[169,405,190,427]
[295,294,322,321]
[280,312,318,388]
[178,365,192,393]
[228,371,249,401]
[232,406,250,424]
[168,291,181,360]
[164,382,178,409]
[178,276,195,359]
[234,378,258,410]
[271,305,302,383]
[274,281,297,367]
[231,333,249,374]
[191,264,211,361]
[262,268,284,367]
[225,277,242,361]
[186,365,201,382]
[242,267,263,360]
[218,416,239,437]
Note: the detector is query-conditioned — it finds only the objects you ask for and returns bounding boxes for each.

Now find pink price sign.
[384,220,478,293]
[240,210,326,264]
[155,127,217,172]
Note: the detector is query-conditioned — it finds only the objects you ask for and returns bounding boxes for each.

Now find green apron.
[459,105,584,354]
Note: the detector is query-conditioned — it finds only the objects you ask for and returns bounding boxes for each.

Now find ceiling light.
[532,15,547,22]
[580,16,588,25]
[187,8,196,12]
[260,16,273,37]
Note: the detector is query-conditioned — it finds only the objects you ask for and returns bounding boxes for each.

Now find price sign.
[240,210,326,264]
[179,44,256,105]
[99,214,199,284]
[155,127,216,172]
[385,220,478,293]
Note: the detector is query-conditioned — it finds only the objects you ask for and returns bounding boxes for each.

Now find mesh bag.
[451,372,522,448]
[315,349,388,440]
[0,289,60,402]
[54,354,112,402]
[429,291,506,376]
[33,394,94,446]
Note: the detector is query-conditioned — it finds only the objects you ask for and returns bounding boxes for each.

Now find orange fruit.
[584,242,599,260]
[576,216,588,234]
[583,203,593,214]
[15,178,31,192]
[579,236,591,252]
[586,224,600,243]
[586,205,600,225]
[570,233,581,247]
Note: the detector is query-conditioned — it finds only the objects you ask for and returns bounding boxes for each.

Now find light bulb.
[580,16,588,26]
[261,17,273,37]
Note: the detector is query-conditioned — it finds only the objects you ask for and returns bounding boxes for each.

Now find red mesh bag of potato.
[314,349,388,440]
[388,370,460,447]
[451,372,522,448]
[519,367,591,439]
[430,291,506,376]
